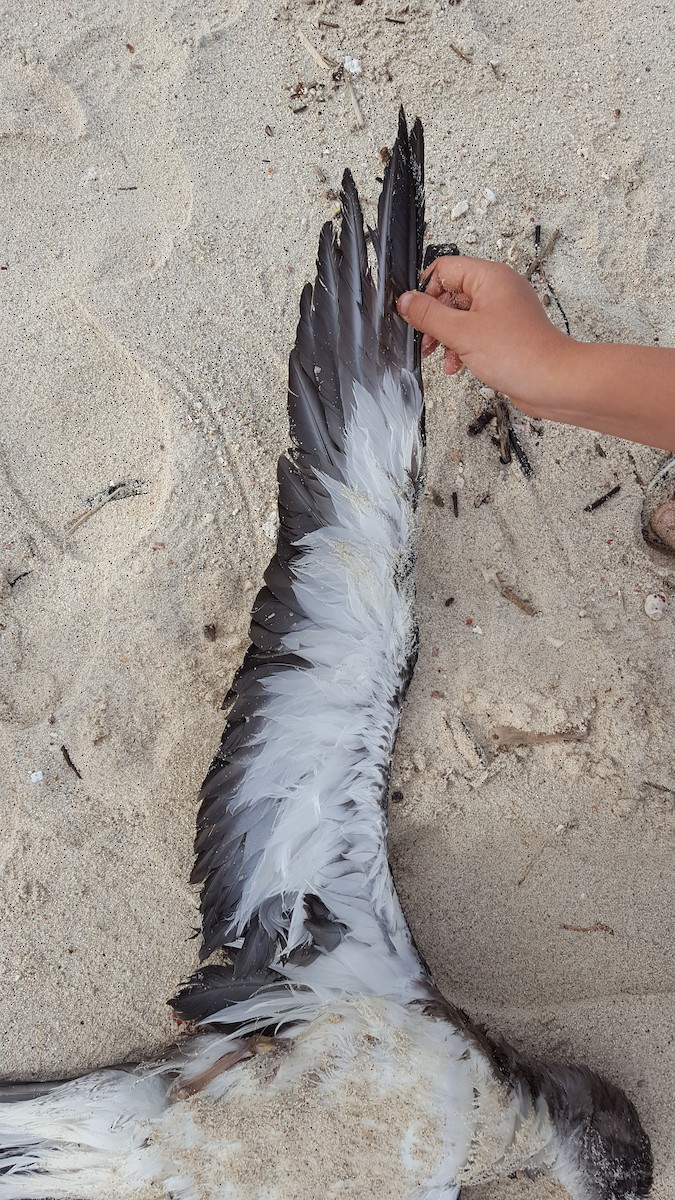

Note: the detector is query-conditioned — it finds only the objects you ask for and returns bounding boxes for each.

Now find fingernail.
[398,291,413,315]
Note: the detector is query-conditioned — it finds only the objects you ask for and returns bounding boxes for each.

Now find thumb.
[397,289,469,349]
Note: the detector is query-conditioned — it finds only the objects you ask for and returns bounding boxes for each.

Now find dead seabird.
[0,111,652,1200]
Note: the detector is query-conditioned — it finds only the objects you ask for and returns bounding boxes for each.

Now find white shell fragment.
[644,592,667,620]
[451,200,469,220]
[30,770,44,783]
[484,187,498,204]
[343,56,362,75]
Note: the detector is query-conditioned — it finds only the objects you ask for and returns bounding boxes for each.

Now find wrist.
[509,329,580,420]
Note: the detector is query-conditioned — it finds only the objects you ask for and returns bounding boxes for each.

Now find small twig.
[643,780,675,796]
[451,491,459,518]
[344,72,365,129]
[498,579,537,616]
[541,271,570,335]
[317,19,340,28]
[526,227,570,334]
[467,407,495,437]
[67,479,148,535]
[384,15,406,23]
[562,922,614,935]
[450,43,472,63]
[508,421,534,478]
[9,570,31,588]
[518,821,576,886]
[494,397,512,465]
[296,29,337,70]
[117,186,138,191]
[584,484,620,513]
[526,228,560,279]
[518,842,547,887]
[60,745,82,780]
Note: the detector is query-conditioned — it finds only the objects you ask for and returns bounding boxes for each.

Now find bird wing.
[173,111,432,1024]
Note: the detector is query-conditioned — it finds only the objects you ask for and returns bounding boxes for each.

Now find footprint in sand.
[0,24,194,726]
[0,302,171,726]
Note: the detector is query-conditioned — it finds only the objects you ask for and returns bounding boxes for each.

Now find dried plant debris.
[496,577,537,616]
[468,406,495,437]
[67,479,148,535]
[288,79,327,113]
[492,722,590,751]
[584,484,620,513]
[562,921,614,935]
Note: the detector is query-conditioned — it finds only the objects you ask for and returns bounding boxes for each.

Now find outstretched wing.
[173,111,431,1022]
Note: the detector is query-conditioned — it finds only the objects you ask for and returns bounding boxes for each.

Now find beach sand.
[1,2,673,1197]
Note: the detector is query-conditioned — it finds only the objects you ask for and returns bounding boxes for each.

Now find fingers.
[419,254,478,299]
[397,288,469,347]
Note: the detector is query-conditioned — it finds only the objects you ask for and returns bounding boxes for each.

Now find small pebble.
[644,592,667,620]
[479,386,495,401]
[484,187,498,204]
[30,770,44,783]
[451,200,469,220]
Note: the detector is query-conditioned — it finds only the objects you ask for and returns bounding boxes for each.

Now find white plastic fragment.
[644,592,667,620]
[451,200,469,220]
[262,511,279,541]
[30,770,44,783]
[484,187,498,204]
[343,55,362,75]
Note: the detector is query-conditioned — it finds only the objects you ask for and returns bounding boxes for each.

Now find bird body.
[0,112,652,1200]
[0,997,556,1200]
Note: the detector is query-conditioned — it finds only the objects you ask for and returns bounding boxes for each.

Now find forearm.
[530,340,675,453]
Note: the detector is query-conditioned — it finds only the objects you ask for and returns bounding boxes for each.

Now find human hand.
[397,256,569,416]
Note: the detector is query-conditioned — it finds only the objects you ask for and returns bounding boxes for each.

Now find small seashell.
[484,187,498,204]
[451,200,469,220]
[644,592,667,620]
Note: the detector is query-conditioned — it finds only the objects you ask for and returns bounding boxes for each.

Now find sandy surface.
[1,1,673,1197]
